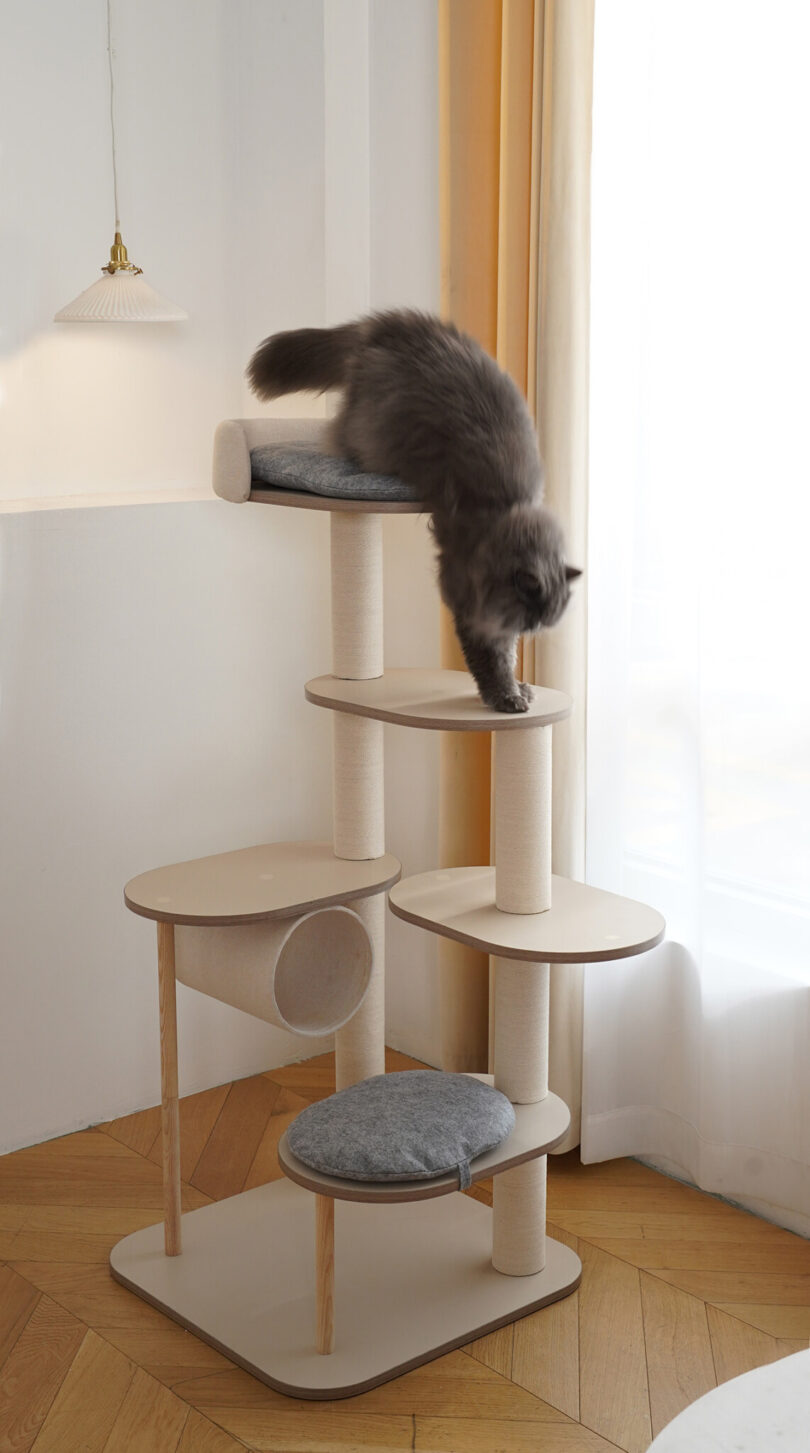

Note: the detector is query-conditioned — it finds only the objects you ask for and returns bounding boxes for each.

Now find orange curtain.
[438,0,595,1148]
[437,0,542,1071]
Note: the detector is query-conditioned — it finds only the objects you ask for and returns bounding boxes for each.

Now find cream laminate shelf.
[110,1182,582,1399]
[249,487,424,514]
[389,867,665,963]
[124,841,401,926]
[305,668,572,731]
[277,1088,570,1204]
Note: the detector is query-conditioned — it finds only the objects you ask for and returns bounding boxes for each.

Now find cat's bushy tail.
[247,323,360,399]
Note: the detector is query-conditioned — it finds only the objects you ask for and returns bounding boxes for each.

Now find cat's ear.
[514,569,541,605]
[565,565,583,581]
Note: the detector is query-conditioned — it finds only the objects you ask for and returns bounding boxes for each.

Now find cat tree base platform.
[110,1178,581,1400]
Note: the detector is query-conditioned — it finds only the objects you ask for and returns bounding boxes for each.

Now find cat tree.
[111,417,664,1398]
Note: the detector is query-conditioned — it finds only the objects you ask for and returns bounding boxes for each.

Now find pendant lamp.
[55,0,187,324]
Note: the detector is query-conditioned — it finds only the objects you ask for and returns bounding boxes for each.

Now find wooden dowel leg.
[157,921,182,1256]
[315,1195,335,1354]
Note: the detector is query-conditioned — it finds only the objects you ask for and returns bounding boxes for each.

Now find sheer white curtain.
[582,1,810,1235]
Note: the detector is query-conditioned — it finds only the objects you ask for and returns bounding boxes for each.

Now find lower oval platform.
[277,1090,570,1202]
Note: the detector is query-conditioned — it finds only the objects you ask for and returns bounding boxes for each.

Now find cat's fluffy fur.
[248,310,579,712]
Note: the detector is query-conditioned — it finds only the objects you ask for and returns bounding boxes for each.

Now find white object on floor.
[647,1349,810,1452]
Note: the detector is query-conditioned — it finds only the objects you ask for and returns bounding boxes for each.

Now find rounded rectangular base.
[110,1180,581,1399]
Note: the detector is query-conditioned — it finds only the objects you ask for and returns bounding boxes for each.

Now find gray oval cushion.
[286,1071,515,1190]
[250,444,419,502]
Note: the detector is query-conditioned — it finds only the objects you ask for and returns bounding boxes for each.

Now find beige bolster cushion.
[212,417,326,502]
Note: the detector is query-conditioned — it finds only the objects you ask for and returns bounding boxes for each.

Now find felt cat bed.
[286,1070,515,1190]
[249,444,418,503]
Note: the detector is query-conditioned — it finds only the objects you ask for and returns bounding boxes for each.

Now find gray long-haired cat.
[248,309,580,712]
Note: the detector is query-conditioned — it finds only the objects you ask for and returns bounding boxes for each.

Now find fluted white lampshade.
[55,265,187,323]
[53,0,188,327]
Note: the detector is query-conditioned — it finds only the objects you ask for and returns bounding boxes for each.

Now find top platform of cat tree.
[213,417,424,511]
[249,488,423,514]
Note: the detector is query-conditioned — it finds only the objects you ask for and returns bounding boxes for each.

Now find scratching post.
[492,1158,547,1276]
[493,958,550,1105]
[492,958,550,1273]
[331,512,387,1089]
[332,715,385,860]
[494,726,552,913]
[332,716,386,1087]
[492,725,552,1273]
[334,890,386,1090]
[330,512,383,679]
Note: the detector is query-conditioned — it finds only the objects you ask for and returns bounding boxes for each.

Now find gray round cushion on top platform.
[250,444,418,502]
[286,1071,516,1191]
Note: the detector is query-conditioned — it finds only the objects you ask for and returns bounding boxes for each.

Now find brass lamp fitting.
[102,231,143,275]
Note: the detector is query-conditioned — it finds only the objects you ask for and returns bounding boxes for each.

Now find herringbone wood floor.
[1,1048,808,1452]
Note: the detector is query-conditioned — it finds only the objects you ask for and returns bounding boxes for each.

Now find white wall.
[0,0,242,498]
[0,0,440,1153]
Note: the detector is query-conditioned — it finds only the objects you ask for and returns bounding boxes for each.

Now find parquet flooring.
[1,1047,807,1452]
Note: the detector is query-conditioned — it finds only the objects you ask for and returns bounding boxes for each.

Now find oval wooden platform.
[277,1090,571,1203]
[305,669,573,731]
[124,841,401,926]
[249,487,424,514]
[388,867,665,963]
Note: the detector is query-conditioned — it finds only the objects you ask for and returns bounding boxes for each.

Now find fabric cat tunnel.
[173,906,372,1036]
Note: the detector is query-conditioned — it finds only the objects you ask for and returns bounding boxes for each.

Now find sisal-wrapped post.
[334,891,385,1089]
[492,722,553,1274]
[493,957,550,1104]
[494,726,552,913]
[332,713,385,861]
[491,955,550,1274]
[330,511,387,1086]
[492,1158,547,1275]
[330,513,383,680]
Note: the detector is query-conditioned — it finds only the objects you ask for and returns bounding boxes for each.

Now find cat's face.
[477,507,581,635]
[512,562,581,632]
[481,563,579,634]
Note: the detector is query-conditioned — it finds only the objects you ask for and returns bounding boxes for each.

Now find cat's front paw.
[518,681,534,702]
[488,690,530,713]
